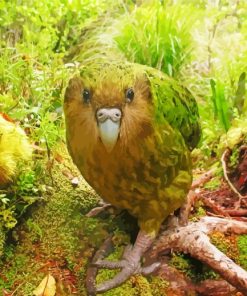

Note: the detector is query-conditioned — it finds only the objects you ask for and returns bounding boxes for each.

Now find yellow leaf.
[33,274,56,296]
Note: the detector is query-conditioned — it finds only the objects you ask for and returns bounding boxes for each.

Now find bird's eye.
[82,89,91,103]
[125,88,134,103]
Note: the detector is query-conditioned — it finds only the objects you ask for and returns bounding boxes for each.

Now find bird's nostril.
[113,111,122,122]
[97,108,121,122]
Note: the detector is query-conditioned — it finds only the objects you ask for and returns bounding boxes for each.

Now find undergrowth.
[0,0,247,294]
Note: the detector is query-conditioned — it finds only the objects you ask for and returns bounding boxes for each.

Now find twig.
[201,195,230,217]
[221,148,245,199]
[195,279,237,295]
[191,168,215,190]
[179,190,197,225]
[179,169,216,224]
[10,281,26,296]
[224,209,247,217]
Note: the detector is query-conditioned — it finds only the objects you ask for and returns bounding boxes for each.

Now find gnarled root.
[155,261,238,295]
[150,216,247,294]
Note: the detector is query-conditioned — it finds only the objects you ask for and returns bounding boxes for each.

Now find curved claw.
[96,261,141,293]
[141,262,161,275]
[86,203,114,217]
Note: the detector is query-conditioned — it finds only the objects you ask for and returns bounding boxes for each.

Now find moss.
[190,200,206,222]
[237,234,247,270]
[170,253,195,279]
[0,225,5,256]
[228,148,239,169]
[26,218,43,242]
[169,252,219,282]
[130,275,153,296]
[198,265,218,281]
[96,272,167,296]
[149,276,168,296]
[210,232,228,253]
[210,232,239,262]
[0,244,43,295]
[203,177,221,190]
[0,147,101,294]
[112,229,131,247]
[1,146,164,295]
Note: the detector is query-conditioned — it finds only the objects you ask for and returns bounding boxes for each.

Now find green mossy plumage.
[145,65,201,150]
[64,61,201,235]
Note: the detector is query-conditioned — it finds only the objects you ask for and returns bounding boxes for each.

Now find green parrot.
[64,61,201,293]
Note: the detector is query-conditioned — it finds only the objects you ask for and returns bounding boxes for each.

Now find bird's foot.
[88,230,160,294]
[93,245,160,293]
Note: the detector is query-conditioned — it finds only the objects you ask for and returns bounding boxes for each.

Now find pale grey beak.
[96,108,121,152]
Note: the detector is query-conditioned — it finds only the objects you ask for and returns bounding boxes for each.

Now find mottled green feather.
[65,60,201,235]
[144,66,201,150]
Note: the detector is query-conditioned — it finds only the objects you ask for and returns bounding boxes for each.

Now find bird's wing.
[144,66,201,150]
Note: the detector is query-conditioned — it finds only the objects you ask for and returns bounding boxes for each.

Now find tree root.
[150,216,247,294]
[155,261,238,295]
[191,168,215,190]
[86,215,247,295]
[179,168,216,225]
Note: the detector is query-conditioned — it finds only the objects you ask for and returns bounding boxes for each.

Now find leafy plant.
[208,70,246,133]
[234,72,246,115]
[0,169,41,230]
[115,1,197,77]
[210,78,231,132]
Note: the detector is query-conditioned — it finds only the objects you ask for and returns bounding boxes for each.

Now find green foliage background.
[0,0,247,294]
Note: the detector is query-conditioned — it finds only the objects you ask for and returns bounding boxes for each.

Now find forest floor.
[1,144,247,296]
[1,1,247,295]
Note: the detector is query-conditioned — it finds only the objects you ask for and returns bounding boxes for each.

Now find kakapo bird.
[64,62,200,292]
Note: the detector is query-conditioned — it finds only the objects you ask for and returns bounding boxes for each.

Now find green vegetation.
[115,2,196,77]
[96,247,168,296]
[0,152,100,295]
[203,177,221,190]
[237,235,247,270]
[170,252,218,282]
[0,0,247,294]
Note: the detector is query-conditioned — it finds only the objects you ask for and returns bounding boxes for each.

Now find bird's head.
[64,63,154,154]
